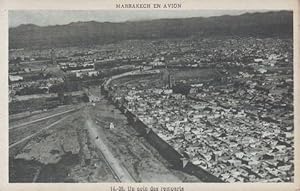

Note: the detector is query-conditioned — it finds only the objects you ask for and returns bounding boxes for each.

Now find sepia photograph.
[7,9,295,184]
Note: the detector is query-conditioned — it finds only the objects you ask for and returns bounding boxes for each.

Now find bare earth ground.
[10,108,116,182]
[9,89,200,182]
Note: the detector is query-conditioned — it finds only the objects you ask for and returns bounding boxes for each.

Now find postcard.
[0,0,299,191]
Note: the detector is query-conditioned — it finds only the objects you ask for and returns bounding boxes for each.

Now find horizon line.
[9,9,288,28]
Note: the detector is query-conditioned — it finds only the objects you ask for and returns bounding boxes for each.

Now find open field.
[10,107,117,182]
[172,68,219,81]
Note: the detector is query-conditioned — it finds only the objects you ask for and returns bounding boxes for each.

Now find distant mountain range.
[9,11,293,49]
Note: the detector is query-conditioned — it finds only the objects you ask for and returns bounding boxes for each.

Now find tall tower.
[51,49,57,65]
[168,74,175,88]
[161,68,169,87]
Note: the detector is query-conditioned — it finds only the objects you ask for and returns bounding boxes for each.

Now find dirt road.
[86,119,135,182]
[10,108,79,130]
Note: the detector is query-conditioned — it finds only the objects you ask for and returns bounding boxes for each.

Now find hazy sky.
[9,10,271,27]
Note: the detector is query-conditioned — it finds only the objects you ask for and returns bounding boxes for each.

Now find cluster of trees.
[15,79,82,96]
[22,72,52,81]
[49,81,81,93]
[9,93,89,114]
[172,83,191,95]
[15,86,48,95]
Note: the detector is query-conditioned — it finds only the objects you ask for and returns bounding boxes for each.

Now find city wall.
[100,71,223,182]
